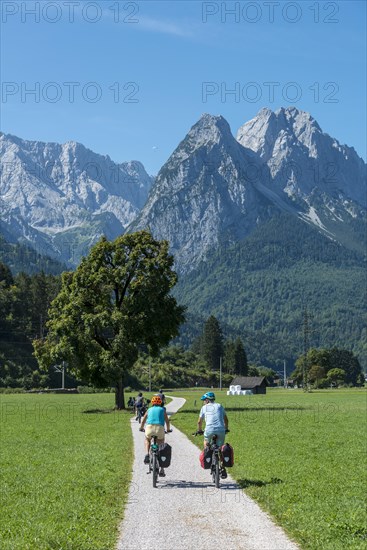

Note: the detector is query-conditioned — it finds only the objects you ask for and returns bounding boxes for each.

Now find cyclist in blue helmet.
[197,391,229,478]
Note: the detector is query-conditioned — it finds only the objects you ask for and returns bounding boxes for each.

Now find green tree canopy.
[223,337,248,376]
[308,365,326,387]
[327,368,346,386]
[34,231,186,408]
[293,347,363,387]
[223,339,236,374]
[201,315,223,372]
[234,337,248,376]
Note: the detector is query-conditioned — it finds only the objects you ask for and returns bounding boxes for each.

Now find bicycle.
[193,430,230,488]
[140,429,172,488]
[136,404,147,424]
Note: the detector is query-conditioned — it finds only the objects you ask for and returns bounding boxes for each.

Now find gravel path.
[117,397,299,550]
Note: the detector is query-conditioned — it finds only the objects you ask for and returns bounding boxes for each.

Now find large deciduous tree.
[34,231,186,408]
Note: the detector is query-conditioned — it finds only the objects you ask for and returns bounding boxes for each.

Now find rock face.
[237,107,366,230]
[130,109,366,271]
[129,114,278,271]
[0,133,153,264]
[1,108,365,270]
[237,107,365,205]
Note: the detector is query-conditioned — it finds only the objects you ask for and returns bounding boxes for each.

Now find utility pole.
[284,359,287,389]
[61,361,65,390]
[149,362,152,392]
[302,308,312,392]
[53,362,66,389]
[219,356,222,391]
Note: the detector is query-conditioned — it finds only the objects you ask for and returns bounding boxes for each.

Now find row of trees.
[1,231,364,402]
[293,348,364,388]
[192,315,248,376]
[0,264,61,388]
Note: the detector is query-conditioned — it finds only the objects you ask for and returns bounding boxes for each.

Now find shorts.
[204,431,225,447]
[145,424,165,441]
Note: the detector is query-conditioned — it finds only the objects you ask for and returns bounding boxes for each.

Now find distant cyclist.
[158,389,166,406]
[140,395,171,477]
[135,392,145,422]
[197,391,229,479]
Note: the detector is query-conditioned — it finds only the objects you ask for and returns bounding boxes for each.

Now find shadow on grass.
[83,408,123,414]
[237,477,283,488]
[179,406,308,414]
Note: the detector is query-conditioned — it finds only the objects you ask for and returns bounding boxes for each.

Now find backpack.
[158,443,172,468]
[221,443,234,467]
[199,447,213,469]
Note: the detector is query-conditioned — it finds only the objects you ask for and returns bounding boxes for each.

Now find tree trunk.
[115,378,125,410]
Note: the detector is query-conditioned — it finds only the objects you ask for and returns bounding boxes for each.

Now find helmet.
[200,391,215,401]
[151,395,162,406]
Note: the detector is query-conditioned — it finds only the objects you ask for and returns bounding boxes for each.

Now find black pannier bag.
[221,443,234,467]
[158,443,172,468]
[199,447,213,469]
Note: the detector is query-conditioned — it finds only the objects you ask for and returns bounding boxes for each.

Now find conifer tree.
[202,315,223,372]
[234,337,248,376]
[223,339,236,374]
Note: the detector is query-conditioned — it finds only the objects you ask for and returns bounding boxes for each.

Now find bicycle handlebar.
[139,428,172,433]
[192,429,230,436]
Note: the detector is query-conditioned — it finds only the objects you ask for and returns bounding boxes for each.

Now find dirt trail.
[117,397,299,550]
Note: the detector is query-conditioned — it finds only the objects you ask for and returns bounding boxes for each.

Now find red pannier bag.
[199,447,213,469]
[221,443,234,467]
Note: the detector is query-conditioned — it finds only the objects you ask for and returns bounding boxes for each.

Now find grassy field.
[0,393,133,550]
[171,388,367,550]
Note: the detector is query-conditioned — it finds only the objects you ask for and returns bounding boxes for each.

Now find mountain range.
[1,107,366,366]
[0,133,153,264]
[132,107,366,271]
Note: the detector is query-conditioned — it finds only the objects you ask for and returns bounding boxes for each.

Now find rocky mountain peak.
[236,107,366,207]
[165,114,235,169]
[236,106,322,160]
[0,133,154,265]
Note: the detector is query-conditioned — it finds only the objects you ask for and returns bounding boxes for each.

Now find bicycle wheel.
[215,459,220,488]
[211,454,217,485]
[152,452,158,488]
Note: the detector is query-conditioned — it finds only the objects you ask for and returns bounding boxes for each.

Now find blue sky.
[1,1,366,174]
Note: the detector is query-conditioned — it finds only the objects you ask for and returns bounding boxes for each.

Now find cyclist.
[135,392,144,421]
[158,389,166,406]
[140,395,171,477]
[197,391,229,479]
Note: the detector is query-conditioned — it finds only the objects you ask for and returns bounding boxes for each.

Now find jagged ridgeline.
[0,132,153,266]
[1,107,366,369]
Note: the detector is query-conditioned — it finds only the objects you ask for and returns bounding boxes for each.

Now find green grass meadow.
[0,393,133,550]
[171,388,367,550]
[1,389,366,550]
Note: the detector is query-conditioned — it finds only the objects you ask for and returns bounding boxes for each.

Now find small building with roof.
[228,376,268,395]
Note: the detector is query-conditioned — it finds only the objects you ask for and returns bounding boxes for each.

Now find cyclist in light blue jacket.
[197,391,229,478]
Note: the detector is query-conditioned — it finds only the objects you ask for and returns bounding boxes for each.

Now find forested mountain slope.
[174,214,367,367]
